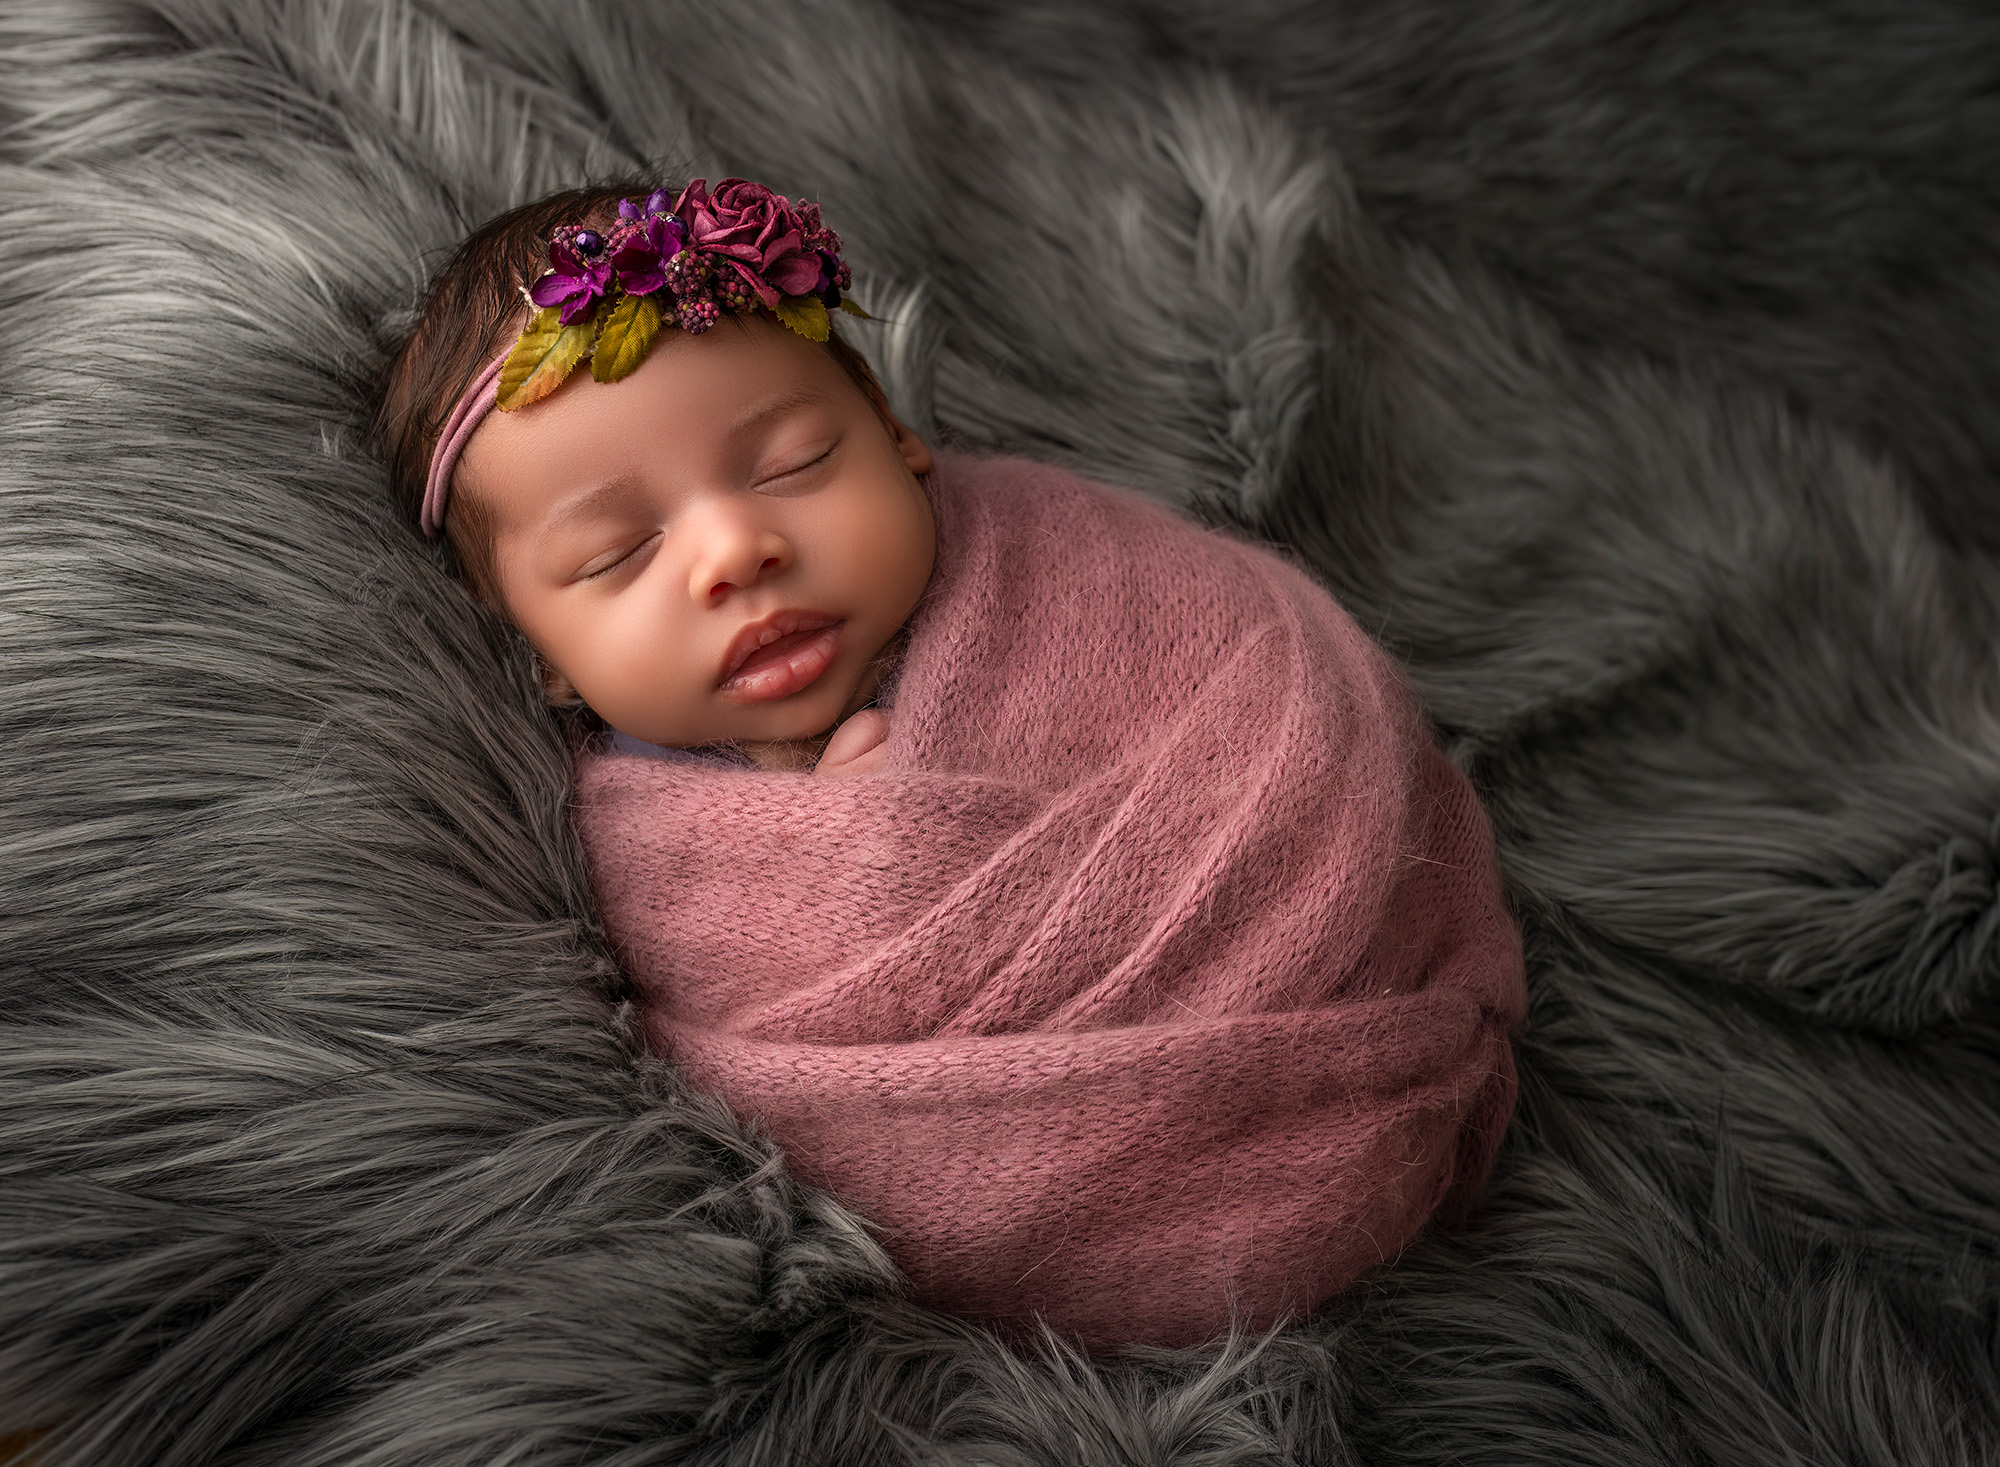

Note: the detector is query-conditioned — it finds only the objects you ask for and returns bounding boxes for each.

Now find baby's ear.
[871,387,933,477]
[894,415,934,477]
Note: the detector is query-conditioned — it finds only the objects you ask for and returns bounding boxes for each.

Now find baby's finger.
[815,708,891,776]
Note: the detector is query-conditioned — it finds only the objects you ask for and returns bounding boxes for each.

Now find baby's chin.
[613,681,858,752]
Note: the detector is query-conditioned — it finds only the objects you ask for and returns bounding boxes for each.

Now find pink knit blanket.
[572,452,1526,1351]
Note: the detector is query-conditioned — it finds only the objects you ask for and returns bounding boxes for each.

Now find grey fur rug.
[3,1,1998,1463]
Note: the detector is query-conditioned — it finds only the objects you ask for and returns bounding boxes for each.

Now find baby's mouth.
[717,612,845,703]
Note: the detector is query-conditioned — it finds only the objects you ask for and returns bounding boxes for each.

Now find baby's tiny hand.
[815,709,892,778]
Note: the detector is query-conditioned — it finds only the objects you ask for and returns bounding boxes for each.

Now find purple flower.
[607,214,687,297]
[528,225,613,324]
[814,248,845,306]
[617,188,677,222]
[674,176,822,308]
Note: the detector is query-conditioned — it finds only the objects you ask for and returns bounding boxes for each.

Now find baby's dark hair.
[371,179,885,604]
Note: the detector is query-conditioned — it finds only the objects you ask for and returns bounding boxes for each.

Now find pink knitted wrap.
[571,452,1527,1351]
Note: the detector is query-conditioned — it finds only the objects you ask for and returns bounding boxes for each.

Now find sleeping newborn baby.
[377,178,1528,1353]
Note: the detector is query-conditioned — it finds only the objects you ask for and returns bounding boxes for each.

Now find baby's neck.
[739,730,836,773]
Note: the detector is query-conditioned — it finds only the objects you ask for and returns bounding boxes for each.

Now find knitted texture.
[572,452,1526,1351]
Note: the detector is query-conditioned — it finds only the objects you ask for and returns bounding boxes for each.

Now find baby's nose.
[704,555,785,602]
[686,502,791,599]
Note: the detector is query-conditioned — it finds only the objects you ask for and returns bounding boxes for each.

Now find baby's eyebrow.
[726,387,824,438]
[540,475,642,536]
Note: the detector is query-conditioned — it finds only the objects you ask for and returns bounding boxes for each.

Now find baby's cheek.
[595,607,700,739]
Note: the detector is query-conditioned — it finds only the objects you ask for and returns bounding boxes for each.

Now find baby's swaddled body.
[572,451,1527,1351]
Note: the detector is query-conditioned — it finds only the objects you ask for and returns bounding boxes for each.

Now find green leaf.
[497,305,598,410]
[836,298,873,319]
[591,292,665,384]
[773,293,831,343]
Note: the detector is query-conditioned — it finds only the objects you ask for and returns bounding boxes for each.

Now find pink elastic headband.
[421,352,508,537]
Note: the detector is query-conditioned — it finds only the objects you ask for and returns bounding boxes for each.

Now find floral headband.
[421,177,866,536]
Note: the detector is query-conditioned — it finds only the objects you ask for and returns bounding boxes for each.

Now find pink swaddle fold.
[572,452,1527,1351]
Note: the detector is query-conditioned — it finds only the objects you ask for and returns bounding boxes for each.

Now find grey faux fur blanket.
[3,1,1998,1464]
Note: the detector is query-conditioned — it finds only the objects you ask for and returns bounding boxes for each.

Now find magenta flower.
[794,201,851,304]
[674,176,822,308]
[529,225,614,324]
[607,213,687,297]
[796,200,843,259]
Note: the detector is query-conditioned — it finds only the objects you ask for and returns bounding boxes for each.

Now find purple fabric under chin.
[604,731,751,767]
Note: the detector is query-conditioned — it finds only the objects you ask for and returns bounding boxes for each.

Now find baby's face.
[455,315,935,749]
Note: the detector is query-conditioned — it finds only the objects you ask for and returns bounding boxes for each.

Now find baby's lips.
[715,623,843,705]
[716,608,842,685]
